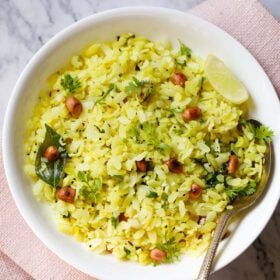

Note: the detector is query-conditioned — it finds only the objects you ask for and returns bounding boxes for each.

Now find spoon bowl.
[197,119,272,280]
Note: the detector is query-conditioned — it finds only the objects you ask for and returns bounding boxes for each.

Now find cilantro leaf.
[163,107,184,115]
[95,84,115,105]
[255,125,274,145]
[205,164,227,188]
[111,216,119,228]
[240,119,273,145]
[60,74,81,93]
[241,186,256,196]
[225,188,239,201]
[161,193,169,210]
[178,40,191,58]
[124,247,131,256]
[125,77,142,96]
[125,77,153,102]
[146,191,158,198]
[157,236,179,263]
[123,33,136,47]
[225,180,257,201]
[128,121,171,155]
[78,171,101,203]
[111,175,124,183]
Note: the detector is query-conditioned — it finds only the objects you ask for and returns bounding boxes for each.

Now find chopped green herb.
[128,121,171,154]
[146,191,158,198]
[125,77,142,96]
[205,164,227,188]
[225,180,257,201]
[163,107,184,115]
[95,84,116,105]
[156,143,172,155]
[161,192,169,209]
[94,125,105,133]
[175,59,186,66]
[157,236,179,263]
[173,128,185,136]
[111,216,119,228]
[241,185,257,196]
[124,247,131,256]
[240,119,273,145]
[125,77,153,102]
[128,126,140,139]
[123,34,136,46]
[111,175,123,183]
[60,74,81,93]
[255,125,274,145]
[225,188,239,201]
[78,171,101,203]
[178,40,191,58]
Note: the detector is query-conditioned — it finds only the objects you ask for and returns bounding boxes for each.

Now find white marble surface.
[0,0,280,280]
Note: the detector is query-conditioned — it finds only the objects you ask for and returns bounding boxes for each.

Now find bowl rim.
[2,6,280,280]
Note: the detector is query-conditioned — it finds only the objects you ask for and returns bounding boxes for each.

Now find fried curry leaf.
[35,124,67,187]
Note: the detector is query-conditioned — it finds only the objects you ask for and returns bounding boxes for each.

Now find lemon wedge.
[205,55,249,104]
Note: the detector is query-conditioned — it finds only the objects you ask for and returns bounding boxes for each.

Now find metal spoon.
[197,119,272,280]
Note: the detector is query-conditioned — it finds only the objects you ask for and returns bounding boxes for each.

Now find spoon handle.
[197,210,234,280]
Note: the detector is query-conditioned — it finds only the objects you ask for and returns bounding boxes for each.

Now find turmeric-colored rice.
[24,33,267,264]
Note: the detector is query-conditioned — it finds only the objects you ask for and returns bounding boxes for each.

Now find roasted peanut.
[182,107,201,122]
[44,145,60,161]
[136,160,149,172]
[166,158,183,174]
[150,248,166,263]
[171,72,187,86]
[65,96,83,117]
[228,155,238,174]
[189,183,202,199]
[119,212,128,222]
[56,187,76,203]
[64,137,73,144]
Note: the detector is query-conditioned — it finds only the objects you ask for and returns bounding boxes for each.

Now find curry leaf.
[35,124,67,187]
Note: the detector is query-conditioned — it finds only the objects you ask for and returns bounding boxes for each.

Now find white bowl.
[3,7,280,280]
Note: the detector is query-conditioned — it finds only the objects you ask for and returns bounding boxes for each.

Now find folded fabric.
[0,0,279,279]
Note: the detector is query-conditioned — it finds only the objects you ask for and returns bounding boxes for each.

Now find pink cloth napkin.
[1,0,280,279]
